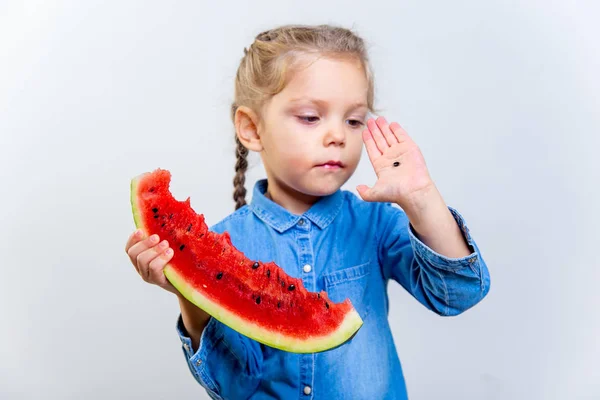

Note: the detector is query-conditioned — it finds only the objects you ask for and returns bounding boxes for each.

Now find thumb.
[356,184,376,202]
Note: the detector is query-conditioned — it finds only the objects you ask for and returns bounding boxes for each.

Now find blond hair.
[232,24,375,210]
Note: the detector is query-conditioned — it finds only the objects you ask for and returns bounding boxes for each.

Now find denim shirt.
[176,179,490,400]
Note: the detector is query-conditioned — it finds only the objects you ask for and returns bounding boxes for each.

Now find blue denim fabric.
[176,179,490,399]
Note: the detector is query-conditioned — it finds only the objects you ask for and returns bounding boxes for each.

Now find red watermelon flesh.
[130,168,363,353]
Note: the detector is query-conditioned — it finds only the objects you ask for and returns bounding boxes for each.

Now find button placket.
[297,219,314,399]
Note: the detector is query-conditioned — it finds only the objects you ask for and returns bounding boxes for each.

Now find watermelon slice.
[129,168,363,353]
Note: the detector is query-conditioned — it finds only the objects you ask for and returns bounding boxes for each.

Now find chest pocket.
[321,261,371,322]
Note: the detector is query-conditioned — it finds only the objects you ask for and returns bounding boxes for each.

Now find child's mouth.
[316,160,345,169]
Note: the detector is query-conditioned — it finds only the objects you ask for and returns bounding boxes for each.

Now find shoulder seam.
[210,206,251,229]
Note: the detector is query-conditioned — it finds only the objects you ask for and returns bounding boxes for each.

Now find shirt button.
[303,386,312,395]
[195,359,202,366]
[303,264,312,273]
[298,219,304,226]
[183,344,190,352]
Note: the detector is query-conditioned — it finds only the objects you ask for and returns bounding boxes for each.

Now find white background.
[1,1,599,399]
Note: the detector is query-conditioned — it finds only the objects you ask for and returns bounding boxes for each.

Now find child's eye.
[297,115,320,124]
[347,119,364,128]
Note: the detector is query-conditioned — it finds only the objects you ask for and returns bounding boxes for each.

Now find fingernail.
[166,248,173,256]
[135,229,142,238]
[150,234,159,243]
[159,240,168,249]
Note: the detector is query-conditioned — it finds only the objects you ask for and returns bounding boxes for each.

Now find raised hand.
[357,116,435,207]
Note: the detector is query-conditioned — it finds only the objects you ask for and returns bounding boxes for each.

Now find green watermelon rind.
[165,267,363,353]
[130,172,364,353]
[130,175,147,233]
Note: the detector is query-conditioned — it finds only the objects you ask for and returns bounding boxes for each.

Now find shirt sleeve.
[176,314,263,399]
[378,203,491,316]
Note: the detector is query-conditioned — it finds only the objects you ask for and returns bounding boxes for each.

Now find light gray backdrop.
[1,1,598,399]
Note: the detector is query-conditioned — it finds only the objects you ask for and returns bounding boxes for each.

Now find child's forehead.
[282,57,368,96]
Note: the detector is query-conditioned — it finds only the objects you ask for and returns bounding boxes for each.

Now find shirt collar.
[249,179,344,233]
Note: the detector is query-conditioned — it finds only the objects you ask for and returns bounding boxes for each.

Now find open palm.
[357,117,434,205]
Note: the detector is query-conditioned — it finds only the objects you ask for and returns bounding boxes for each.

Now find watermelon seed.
[187,224,192,232]
[161,223,166,228]
[288,284,295,291]
[199,233,204,238]
[216,272,223,280]
[326,302,329,309]
[277,301,281,308]
[179,244,185,251]
[317,293,321,298]
[169,213,173,219]
[266,270,270,278]
[153,215,159,219]
[152,208,158,213]
[252,262,259,269]
[256,296,261,304]
[149,187,155,192]
[281,281,285,287]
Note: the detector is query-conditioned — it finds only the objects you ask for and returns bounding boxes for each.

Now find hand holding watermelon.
[125,229,178,295]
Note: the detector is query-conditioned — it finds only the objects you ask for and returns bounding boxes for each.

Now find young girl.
[125,24,490,400]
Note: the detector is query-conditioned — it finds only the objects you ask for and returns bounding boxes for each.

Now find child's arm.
[377,202,490,315]
[358,117,490,314]
[124,229,262,398]
[175,308,264,399]
[178,294,211,352]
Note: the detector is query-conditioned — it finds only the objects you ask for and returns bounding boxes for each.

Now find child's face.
[258,56,369,199]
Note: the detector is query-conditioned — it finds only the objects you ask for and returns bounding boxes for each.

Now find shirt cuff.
[176,314,223,399]
[408,206,480,270]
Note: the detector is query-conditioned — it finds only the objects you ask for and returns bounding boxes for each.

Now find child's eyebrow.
[288,97,368,110]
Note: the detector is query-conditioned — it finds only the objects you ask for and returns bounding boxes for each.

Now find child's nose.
[323,124,346,146]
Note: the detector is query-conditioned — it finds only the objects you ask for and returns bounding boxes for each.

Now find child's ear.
[235,106,263,152]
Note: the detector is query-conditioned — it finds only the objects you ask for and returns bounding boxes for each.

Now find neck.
[264,177,320,215]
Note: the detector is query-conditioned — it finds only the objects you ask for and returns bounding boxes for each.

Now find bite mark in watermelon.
[130,168,363,353]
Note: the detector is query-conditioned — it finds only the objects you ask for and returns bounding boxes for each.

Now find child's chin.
[302,177,345,197]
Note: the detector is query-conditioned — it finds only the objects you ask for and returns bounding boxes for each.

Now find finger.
[389,122,410,144]
[127,233,160,266]
[135,239,168,281]
[356,184,376,202]
[125,229,145,253]
[362,129,381,164]
[376,117,398,145]
[148,245,174,286]
[366,118,389,153]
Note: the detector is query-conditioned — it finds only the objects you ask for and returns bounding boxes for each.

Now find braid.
[233,136,249,210]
